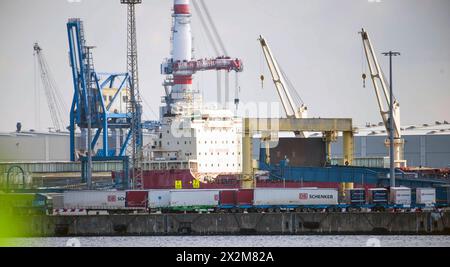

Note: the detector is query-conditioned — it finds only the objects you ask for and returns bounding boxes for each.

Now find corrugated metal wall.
[0,133,155,162]
[331,135,450,168]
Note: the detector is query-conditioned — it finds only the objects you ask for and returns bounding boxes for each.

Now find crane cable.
[198,0,228,56]
[192,0,220,56]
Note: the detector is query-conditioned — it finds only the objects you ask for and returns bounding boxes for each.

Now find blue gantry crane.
[67,18,141,188]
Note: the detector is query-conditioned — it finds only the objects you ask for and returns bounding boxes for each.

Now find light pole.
[382,51,400,188]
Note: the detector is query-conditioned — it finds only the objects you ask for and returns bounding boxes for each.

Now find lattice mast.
[121,0,143,189]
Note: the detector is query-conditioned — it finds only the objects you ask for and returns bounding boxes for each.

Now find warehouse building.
[331,121,450,168]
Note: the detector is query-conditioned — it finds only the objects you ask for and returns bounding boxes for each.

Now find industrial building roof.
[2,121,450,138]
[354,120,450,136]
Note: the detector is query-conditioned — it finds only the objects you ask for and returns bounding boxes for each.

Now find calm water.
[5,235,450,247]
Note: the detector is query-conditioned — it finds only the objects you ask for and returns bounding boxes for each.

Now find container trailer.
[251,188,338,209]
[169,189,220,211]
[236,189,254,207]
[253,188,303,206]
[41,185,446,215]
[389,187,412,207]
[344,188,366,205]
[64,190,127,211]
[414,188,436,206]
[368,188,389,205]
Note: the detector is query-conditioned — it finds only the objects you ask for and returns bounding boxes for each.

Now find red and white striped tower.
[170,0,193,105]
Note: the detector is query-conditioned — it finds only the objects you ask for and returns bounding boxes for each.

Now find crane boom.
[258,35,307,119]
[359,28,405,167]
[33,43,67,132]
[258,35,308,164]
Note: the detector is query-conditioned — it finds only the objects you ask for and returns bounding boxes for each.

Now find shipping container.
[415,188,436,205]
[148,190,171,209]
[389,187,411,206]
[126,190,148,208]
[169,189,220,209]
[219,190,237,206]
[236,189,254,206]
[63,190,126,210]
[436,185,450,206]
[368,188,388,204]
[253,188,338,206]
[344,188,366,204]
[253,188,300,206]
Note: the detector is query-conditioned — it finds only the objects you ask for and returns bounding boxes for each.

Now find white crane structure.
[33,43,67,132]
[258,35,307,120]
[359,28,406,167]
[258,35,308,164]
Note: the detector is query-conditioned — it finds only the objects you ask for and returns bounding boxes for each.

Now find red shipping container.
[237,189,254,206]
[126,190,148,208]
[219,190,237,205]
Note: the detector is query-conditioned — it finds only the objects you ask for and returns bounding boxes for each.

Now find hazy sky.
[0,0,449,132]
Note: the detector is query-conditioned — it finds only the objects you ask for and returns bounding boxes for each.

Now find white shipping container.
[389,187,411,205]
[148,190,171,208]
[169,189,220,207]
[253,188,338,206]
[254,188,301,206]
[64,190,126,209]
[416,188,436,205]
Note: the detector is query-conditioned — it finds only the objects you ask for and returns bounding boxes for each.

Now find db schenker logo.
[299,193,308,200]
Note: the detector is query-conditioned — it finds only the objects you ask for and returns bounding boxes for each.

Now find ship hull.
[114,169,377,190]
